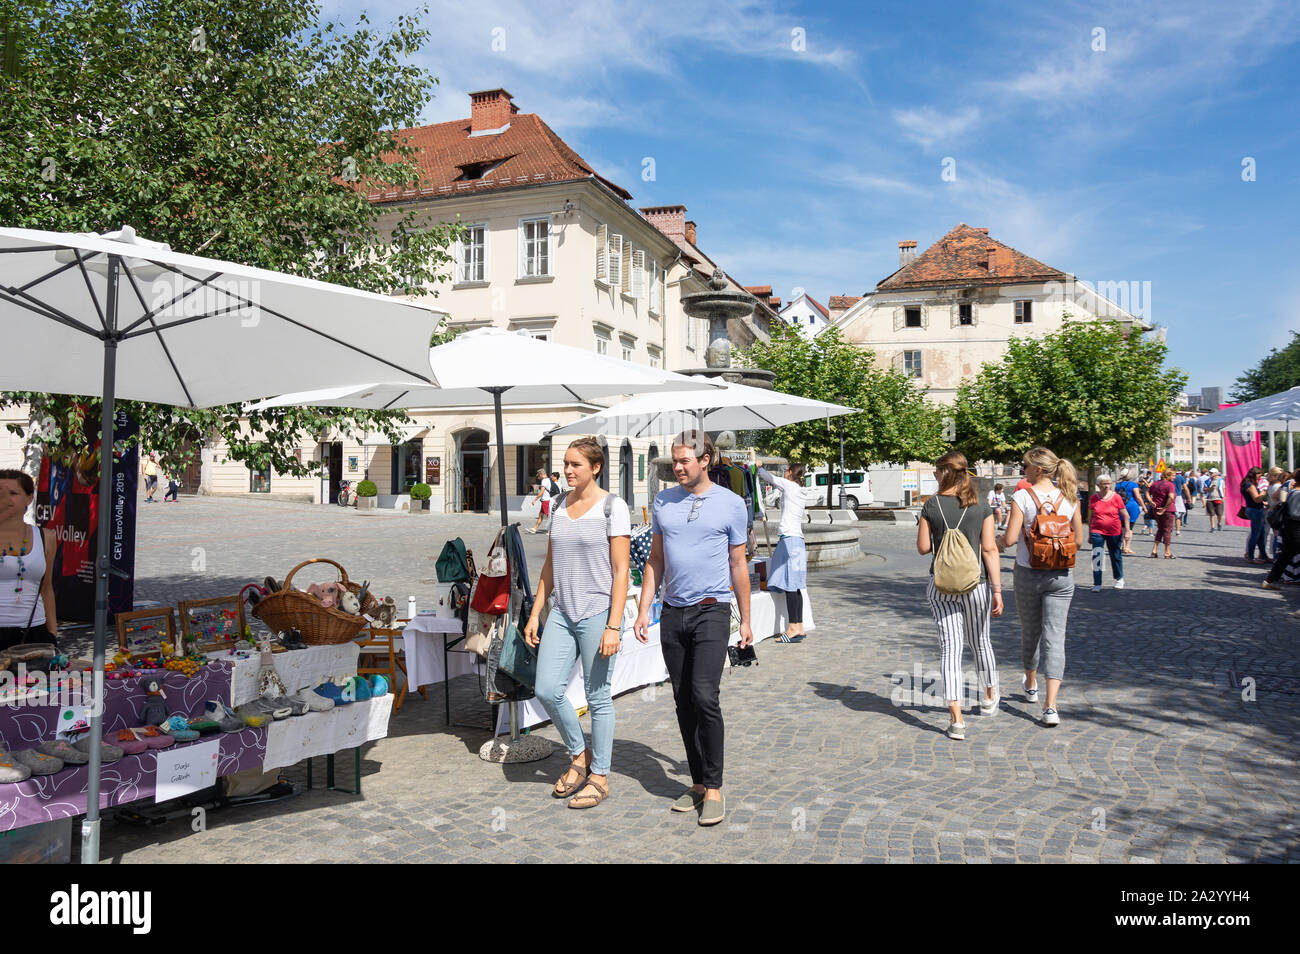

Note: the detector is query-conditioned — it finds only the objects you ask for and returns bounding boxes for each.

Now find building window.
[959,303,973,325]
[905,306,922,328]
[648,347,661,369]
[457,224,487,283]
[621,339,634,362]
[249,466,271,493]
[1015,300,1032,324]
[903,350,922,378]
[516,442,550,495]
[607,233,623,289]
[519,217,551,277]
[595,332,609,356]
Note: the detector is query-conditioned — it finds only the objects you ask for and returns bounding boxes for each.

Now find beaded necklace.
[0,525,31,603]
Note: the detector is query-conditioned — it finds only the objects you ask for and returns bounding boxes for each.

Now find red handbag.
[470,531,511,614]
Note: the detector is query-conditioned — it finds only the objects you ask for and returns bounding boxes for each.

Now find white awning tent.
[360,425,430,447]
[502,422,559,445]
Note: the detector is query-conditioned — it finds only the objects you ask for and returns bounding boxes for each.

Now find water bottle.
[407,595,417,620]
[651,592,662,625]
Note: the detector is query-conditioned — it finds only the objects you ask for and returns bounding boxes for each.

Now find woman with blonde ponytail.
[999,446,1086,727]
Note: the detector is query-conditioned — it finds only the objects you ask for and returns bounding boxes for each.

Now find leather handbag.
[464,613,496,658]
[470,529,510,614]
[496,617,537,688]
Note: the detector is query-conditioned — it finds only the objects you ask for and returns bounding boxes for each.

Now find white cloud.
[893,106,980,151]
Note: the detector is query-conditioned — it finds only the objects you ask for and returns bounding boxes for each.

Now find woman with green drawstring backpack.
[916,451,1003,741]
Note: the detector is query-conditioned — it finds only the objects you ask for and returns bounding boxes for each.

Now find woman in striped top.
[524,438,631,810]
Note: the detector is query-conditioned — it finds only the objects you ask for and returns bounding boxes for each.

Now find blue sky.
[324,0,1300,396]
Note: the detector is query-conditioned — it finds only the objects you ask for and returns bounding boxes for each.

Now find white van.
[769,468,872,510]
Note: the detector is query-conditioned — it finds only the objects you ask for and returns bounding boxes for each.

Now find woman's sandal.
[552,761,588,798]
[568,777,608,809]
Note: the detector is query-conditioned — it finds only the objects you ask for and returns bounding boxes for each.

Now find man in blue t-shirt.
[635,429,750,827]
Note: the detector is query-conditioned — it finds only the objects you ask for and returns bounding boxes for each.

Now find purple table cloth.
[0,663,267,831]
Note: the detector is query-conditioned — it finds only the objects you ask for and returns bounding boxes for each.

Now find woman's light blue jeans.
[534,607,618,775]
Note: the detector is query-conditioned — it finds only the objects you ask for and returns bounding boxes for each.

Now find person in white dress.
[756,458,808,642]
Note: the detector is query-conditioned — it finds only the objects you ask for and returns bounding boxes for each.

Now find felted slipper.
[112,730,149,755]
[138,725,178,748]
[369,675,388,698]
[313,681,350,706]
[206,700,246,733]
[38,739,88,764]
[11,749,64,775]
[350,675,372,702]
[275,696,310,717]
[292,687,334,712]
[187,718,221,735]
[158,717,196,748]
[0,750,33,783]
[233,705,271,728]
[246,698,292,720]
[72,736,124,763]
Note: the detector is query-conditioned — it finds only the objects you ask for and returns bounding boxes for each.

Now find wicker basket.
[251,558,379,646]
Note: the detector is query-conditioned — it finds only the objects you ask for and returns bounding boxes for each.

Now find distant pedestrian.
[526,468,558,534]
[1266,467,1287,558]
[1088,474,1128,591]
[525,438,631,810]
[1241,466,1268,563]
[755,457,808,643]
[142,453,159,502]
[634,430,751,827]
[987,483,1007,531]
[1137,474,1157,535]
[1115,469,1141,553]
[1204,468,1225,531]
[163,467,179,502]
[1147,471,1178,559]
[1000,446,1085,727]
[917,451,1002,740]
[1263,468,1300,591]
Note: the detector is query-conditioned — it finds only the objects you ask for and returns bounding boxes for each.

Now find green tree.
[953,320,1187,471]
[0,0,457,476]
[743,324,949,504]
[1231,331,1300,402]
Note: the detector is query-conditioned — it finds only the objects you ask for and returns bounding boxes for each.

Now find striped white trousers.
[926,579,999,703]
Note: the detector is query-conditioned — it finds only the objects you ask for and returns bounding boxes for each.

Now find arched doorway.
[597,437,610,491]
[456,428,489,513]
[647,443,660,501]
[619,440,634,509]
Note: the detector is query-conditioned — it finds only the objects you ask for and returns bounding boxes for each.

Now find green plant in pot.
[355,479,379,510]
[410,482,432,511]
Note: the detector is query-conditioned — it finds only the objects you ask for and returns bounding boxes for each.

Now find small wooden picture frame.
[178,596,247,653]
[116,607,178,659]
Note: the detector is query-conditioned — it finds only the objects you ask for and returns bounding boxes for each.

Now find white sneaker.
[1040,707,1060,727]
[1022,676,1038,703]
[979,691,1000,716]
[946,721,966,740]
[1114,578,1126,589]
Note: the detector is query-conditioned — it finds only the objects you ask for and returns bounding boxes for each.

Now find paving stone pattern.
[86,497,1298,863]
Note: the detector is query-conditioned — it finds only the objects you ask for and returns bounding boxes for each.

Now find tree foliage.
[742,324,949,498]
[1231,330,1300,403]
[953,320,1187,468]
[0,0,457,477]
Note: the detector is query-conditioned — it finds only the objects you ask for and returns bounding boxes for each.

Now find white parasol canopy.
[1186,386,1300,432]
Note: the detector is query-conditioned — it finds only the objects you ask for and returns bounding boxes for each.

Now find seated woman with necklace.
[0,470,59,651]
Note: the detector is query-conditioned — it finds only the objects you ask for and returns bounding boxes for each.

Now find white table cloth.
[400,615,477,691]
[215,643,360,707]
[738,588,815,646]
[262,695,394,770]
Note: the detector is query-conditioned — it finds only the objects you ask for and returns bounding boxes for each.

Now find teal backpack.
[436,537,471,583]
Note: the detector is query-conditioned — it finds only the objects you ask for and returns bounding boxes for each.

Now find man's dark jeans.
[659,602,731,789]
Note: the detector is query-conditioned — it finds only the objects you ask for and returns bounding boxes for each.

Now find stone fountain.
[677,268,775,389]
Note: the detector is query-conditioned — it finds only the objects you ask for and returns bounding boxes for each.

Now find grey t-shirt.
[921,495,991,581]
[548,491,632,622]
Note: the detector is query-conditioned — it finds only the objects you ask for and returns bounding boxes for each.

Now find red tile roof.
[744,285,773,297]
[828,295,863,311]
[805,295,830,320]
[876,224,1068,290]
[361,113,632,204]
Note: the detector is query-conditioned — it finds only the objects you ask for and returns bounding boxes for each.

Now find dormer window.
[456,157,511,181]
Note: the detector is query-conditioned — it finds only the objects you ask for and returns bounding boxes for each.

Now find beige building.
[4,90,772,516]
[1168,403,1218,468]
[832,224,1151,405]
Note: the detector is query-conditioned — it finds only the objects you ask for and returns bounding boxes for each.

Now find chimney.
[640,205,687,242]
[898,240,917,267]
[974,227,989,235]
[469,88,516,133]
[684,221,697,245]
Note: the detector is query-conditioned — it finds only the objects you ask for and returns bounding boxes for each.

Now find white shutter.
[621,240,632,293]
[454,237,465,283]
[892,307,903,332]
[595,224,607,282]
[632,249,645,298]
[608,234,622,289]
[921,305,930,329]
[893,352,905,372]
[649,261,660,312]
[950,303,959,328]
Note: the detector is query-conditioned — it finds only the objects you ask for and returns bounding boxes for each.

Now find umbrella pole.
[478,387,548,764]
[82,254,121,865]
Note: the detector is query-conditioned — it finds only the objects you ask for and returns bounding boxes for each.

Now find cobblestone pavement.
[86,496,1298,863]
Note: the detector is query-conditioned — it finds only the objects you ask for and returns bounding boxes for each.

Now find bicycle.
[337,479,357,507]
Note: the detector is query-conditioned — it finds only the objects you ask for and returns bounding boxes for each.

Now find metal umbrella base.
[479,734,552,763]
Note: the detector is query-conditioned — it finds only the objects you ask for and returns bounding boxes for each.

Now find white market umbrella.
[249,326,721,758]
[547,380,858,438]
[0,226,443,862]
[1189,386,1300,470]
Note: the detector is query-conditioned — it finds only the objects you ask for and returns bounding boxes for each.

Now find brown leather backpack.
[1027,490,1077,570]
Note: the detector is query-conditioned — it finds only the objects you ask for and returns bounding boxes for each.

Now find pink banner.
[1221,403,1261,527]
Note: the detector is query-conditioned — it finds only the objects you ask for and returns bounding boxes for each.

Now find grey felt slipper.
[38,739,89,764]
[292,687,335,712]
[698,795,725,827]
[0,750,33,783]
[72,736,123,763]
[12,748,64,775]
